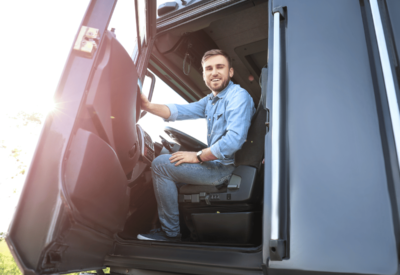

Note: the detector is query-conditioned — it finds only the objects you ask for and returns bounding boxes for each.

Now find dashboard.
[137,125,155,165]
[128,125,155,186]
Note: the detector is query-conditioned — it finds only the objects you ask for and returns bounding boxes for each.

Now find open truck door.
[264,0,400,274]
[6,0,157,274]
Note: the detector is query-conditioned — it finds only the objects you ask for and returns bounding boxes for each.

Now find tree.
[1,112,44,179]
[0,253,22,275]
[9,112,43,127]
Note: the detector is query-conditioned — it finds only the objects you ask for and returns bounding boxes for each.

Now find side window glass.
[141,74,152,99]
[108,0,139,62]
[137,0,147,46]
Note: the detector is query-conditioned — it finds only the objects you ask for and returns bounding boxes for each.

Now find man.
[137,49,255,242]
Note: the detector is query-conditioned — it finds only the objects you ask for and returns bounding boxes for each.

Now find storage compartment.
[191,212,254,244]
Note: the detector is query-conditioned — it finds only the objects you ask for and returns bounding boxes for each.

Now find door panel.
[65,129,129,235]
[85,30,141,176]
[265,0,399,274]
[6,0,156,274]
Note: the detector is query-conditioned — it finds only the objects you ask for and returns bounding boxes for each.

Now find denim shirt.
[165,81,256,165]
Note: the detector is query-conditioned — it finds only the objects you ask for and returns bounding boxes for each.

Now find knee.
[152,154,171,174]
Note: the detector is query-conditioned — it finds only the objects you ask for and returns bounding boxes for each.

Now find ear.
[229,67,234,78]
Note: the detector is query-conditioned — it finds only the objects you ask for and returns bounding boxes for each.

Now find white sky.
[0,0,206,233]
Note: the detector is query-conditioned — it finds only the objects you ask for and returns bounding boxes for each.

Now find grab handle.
[370,0,400,170]
[269,6,286,261]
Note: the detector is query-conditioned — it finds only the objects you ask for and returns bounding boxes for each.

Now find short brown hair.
[201,49,232,68]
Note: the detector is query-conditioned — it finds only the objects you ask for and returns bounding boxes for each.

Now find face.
[202,55,234,93]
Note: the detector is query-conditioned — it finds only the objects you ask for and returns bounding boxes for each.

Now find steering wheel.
[164,126,207,151]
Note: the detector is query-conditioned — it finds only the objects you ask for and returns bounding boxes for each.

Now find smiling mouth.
[211,79,221,82]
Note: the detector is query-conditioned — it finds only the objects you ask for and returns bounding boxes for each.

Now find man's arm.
[168,147,217,166]
[199,148,218,161]
[141,93,171,119]
[141,93,209,121]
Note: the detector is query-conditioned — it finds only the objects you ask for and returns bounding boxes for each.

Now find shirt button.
[209,119,211,121]
[212,104,214,105]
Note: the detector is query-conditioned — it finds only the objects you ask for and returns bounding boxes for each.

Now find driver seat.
[177,68,268,244]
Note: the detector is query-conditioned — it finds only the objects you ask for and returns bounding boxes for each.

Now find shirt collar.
[208,81,233,100]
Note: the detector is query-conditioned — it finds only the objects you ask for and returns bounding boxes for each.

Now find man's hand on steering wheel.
[169,151,200,166]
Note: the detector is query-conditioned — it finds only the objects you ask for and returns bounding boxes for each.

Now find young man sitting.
[138,49,255,242]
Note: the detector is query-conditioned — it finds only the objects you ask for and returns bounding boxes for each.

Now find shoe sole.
[137,234,181,242]
[137,234,167,241]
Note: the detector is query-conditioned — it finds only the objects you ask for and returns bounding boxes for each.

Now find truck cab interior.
[7,1,271,274]
[119,0,269,246]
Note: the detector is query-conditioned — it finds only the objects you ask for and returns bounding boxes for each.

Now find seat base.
[177,165,262,245]
[179,204,262,245]
[178,165,259,204]
[191,212,254,244]
[179,184,226,194]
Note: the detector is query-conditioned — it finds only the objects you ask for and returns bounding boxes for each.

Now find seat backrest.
[234,68,268,168]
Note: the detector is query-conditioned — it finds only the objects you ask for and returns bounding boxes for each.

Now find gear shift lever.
[159,135,173,153]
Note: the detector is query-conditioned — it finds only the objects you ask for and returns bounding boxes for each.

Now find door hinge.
[73,26,100,58]
[41,243,68,271]
[270,239,286,261]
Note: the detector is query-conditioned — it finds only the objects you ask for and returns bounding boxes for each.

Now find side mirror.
[140,70,156,119]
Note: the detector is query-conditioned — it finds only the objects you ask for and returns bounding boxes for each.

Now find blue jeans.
[151,154,235,237]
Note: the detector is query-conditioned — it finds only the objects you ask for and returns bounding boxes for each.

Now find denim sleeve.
[210,90,255,160]
[164,96,209,122]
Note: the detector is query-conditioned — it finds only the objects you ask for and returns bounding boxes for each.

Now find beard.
[205,76,231,93]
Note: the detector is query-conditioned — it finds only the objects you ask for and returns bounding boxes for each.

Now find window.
[156,0,174,7]
[108,0,138,60]
[139,72,207,145]
[137,0,147,47]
